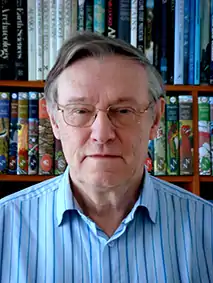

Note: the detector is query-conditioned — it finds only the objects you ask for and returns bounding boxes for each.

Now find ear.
[149,97,165,140]
[48,111,60,140]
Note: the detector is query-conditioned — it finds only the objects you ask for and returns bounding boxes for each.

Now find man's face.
[50,55,164,188]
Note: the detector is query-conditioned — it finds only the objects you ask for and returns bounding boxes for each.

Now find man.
[0,32,212,282]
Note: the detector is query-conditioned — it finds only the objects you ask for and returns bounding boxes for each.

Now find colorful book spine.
[15,0,28,80]
[144,0,154,64]
[28,92,39,175]
[85,0,93,31]
[209,97,213,174]
[130,0,138,47]
[93,0,106,34]
[154,112,166,175]
[145,139,154,175]
[210,0,213,84]
[107,0,116,38]
[194,0,200,85]
[55,138,67,175]
[166,96,179,175]
[39,93,54,175]
[0,92,10,174]
[179,95,193,175]
[183,0,189,84]
[198,97,211,175]
[27,0,36,80]
[8,92,18,175]
[174,0,184,84]
[17,92,28,175]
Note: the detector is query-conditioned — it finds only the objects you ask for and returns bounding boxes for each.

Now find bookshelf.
[0,80,213,199]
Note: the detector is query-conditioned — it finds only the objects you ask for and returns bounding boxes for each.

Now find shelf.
[0,81,213,92]
[0,175,54,182]
[200,176,213,182]
[157,176,193,183]
[0,80,44,88]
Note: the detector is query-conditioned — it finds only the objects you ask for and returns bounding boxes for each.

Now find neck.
[70,173,144,237]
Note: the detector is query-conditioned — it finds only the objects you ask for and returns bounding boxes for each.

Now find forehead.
[57,55,149,105]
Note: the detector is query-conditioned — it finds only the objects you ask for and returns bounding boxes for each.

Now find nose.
[90,111,116,144]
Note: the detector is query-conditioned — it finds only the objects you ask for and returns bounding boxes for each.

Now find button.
[108,241,115,247]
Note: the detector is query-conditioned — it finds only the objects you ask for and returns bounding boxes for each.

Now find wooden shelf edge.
[0,175,54,182]
[0,80,45,88]
[157,176,193,183]
[165,85,213,92]
[200,176,213,182]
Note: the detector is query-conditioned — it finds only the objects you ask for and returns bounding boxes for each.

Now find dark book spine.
[153,0,161,71]
[15,0,28,80]
[117,0,130,43]
[210,0,213,84]
[85,0,93,31]
[137,0,144,52]
[0,1,15,79]
[167,0,175,84]
[160,0,168,83]
[107,0,117,38]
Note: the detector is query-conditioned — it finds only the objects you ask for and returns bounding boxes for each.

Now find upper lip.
[87,154,120,157]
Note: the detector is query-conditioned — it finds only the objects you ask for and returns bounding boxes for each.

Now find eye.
[115,107,135,114]
[68,107,92,115]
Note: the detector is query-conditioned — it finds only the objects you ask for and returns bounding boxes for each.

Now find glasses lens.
[108,107,137,127]
[64,104,95,127]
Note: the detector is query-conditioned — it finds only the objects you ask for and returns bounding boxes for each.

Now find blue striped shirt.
[0,166,212,282]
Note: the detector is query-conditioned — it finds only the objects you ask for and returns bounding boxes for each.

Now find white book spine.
[56,0,64,53]
[35,0,43,80]
[71,0,78,34]
[43,0,49,79]
[131,0,138,47]
[64,0,72,41]
[49,0,57,70]
[174,0,184,84]
[27,0,36,80]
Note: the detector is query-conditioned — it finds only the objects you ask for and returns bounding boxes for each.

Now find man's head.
[45,32,165,189]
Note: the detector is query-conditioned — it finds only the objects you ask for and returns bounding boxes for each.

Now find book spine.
[145,139,154,175]
[71,0,78,34]
[209,97,213,174]
[144,0,154,64]
[28,92,39,175]
[210,0,213,84]
[198,97,211,175]
[183,0,189,84]
[15,0,28,80]
[43,0,49,80]
[35,0,43,80]
[54,138,66,175]
[39,93,54,175]
[167,0,175,84]
[56,0,64,52]
[160,0,168,83]
[107,0,116,38]
[174,0,184,84]
[78,0,85,31]
[0,1,14,79]
[130,0,138,47]
[194,0,200,85]
[154,112,166,175]
[49,0,57,70]
[85,0,93,31]
[8,92,18,175]
[94,0,106,34]
[17,92,28,175]
[137,0,144,52]
[153,0,161,71]
[64,0,72,39]
[179,95,193,175]
[0,92,10,174]
[117,0,130,43]
[188,0,195,84]
[166,96,179,175]
[27,0,36,80]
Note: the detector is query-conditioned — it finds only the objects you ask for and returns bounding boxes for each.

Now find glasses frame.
[57,100,155,128]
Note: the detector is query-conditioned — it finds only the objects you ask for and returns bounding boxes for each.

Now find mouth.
[87,155,121,159]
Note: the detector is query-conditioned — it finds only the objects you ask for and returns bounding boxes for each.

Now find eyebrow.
[65,97,140,105]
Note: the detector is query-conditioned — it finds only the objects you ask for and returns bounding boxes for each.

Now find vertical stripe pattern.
[0,168,212,282]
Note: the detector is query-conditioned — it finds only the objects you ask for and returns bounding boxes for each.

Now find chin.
[84,171,126,188]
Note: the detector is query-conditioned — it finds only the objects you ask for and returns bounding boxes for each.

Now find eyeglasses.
[57,101,154,128]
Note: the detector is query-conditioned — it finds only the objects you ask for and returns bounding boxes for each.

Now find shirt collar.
[56,166,158,226]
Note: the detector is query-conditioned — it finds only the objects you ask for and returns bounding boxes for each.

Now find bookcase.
[0,80,213,201]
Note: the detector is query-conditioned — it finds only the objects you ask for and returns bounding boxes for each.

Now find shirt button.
[108,241,115,247]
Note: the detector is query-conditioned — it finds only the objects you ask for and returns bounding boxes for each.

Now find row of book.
[0,91,66,175]
[1,0,213,86]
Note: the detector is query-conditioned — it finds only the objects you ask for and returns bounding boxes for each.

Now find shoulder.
[0,174,63,209]
[150,175,213,210]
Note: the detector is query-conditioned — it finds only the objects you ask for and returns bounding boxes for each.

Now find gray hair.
[44,31,165,111]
